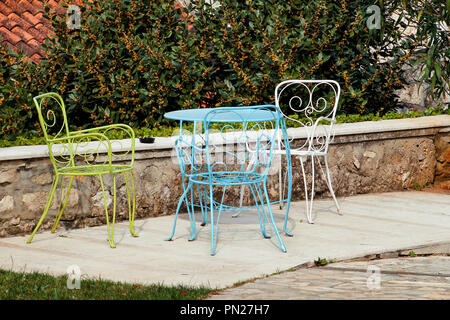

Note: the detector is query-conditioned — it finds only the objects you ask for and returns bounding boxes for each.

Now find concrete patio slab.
[0,190,449,289]
[208,256,450,300]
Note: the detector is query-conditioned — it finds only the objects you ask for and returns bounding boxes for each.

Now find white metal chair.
[275,79,341,223]
[238,80,342,224]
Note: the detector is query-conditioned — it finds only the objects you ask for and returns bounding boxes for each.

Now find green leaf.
[434,62,442,80]
[224,79,234,91]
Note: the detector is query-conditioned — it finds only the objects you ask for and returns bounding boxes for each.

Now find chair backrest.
[202,106,280,178]
[275,80,340,154]
[174,128,206,177]
[33,92,76,169]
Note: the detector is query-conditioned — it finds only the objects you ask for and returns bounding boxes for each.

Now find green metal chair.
[27,92,138,248]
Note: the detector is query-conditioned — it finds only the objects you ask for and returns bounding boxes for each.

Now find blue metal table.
[164,106,293,236]
[165,108,285,123]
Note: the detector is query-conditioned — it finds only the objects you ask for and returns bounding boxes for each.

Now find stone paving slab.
[0,191,449,289]
[208,256,450,300]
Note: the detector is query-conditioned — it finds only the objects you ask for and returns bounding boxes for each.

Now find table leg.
[281,118,294,236]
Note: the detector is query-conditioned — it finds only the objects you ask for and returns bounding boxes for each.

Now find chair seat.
[190,171,266,186]
[58,164,133,176]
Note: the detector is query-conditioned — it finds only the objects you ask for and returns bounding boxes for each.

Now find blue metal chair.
[165,106,287,255]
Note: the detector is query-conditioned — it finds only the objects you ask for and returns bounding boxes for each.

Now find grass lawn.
[0,268,215,300]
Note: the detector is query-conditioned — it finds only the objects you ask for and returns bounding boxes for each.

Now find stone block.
[31,172,53,186]
[22,192,51,213]
[0,168,18,184]
[363,151,376,158]
[434,133,450,189]
[0,195,14,213]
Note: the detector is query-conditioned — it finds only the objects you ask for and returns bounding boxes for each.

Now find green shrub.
[0,44,41,140]
[0,0,433,139]
[381,0,449,100]
[188,0,408,115]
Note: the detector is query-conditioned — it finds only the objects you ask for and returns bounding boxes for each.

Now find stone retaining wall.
[0,115,449,238]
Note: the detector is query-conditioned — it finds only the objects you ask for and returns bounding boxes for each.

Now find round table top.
[164,106,281,123]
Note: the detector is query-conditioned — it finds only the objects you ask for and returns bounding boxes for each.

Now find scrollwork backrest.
[174,128,206,177]
[33,92,74,168]
[275,80,340,154]
[33,92,70,143]
[203,106,279,177]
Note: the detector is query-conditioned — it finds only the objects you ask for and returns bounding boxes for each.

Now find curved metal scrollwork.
[175,128,206,177]
[35,92,70,142]
[203,107,279,179]
[275,80,340,154]
[33,92,135,174]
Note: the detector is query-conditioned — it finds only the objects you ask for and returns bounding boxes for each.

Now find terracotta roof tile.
[33,22,46,31]
[0,12,10,27]
[26,38,40,48]
[29,52,41,62]
[17,0,41,15]
[22,11,43,27]
[0,0,57,62]
[11,25,35,43]
[7,12,34,31]
[0,26,22,44]
[15,40,33,54]
[0,2,13,16]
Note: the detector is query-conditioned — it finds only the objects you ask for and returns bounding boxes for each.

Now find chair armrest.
[307,117,337,152]
[49,132,114,167]
[69,124,136,166]
[70,124,135,140]
[175,137,207,176]
[315,116,336,124]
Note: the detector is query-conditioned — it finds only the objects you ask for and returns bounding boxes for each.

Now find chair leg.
[196,183,207,226]
[201,184,208,226]
[249,183,270,239]
[99,174,116,248]
[322,155,341,214]
[181,176,203,228]
[123,171,139,237]
[309,155,316,223]
[210,185,225,256]
[283,168,294,237]
[279,156,284,210]
[280,118,293,235]
[236,184,246,216]
[27,175,60,243]
[235,156,255,217]
[187,182,198,240]
[282,159,294,236]
[185,181,198,241]
[299,156,314,224]
[51,176,74,233]
[165,181,194,241]
[262,183,286,253]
